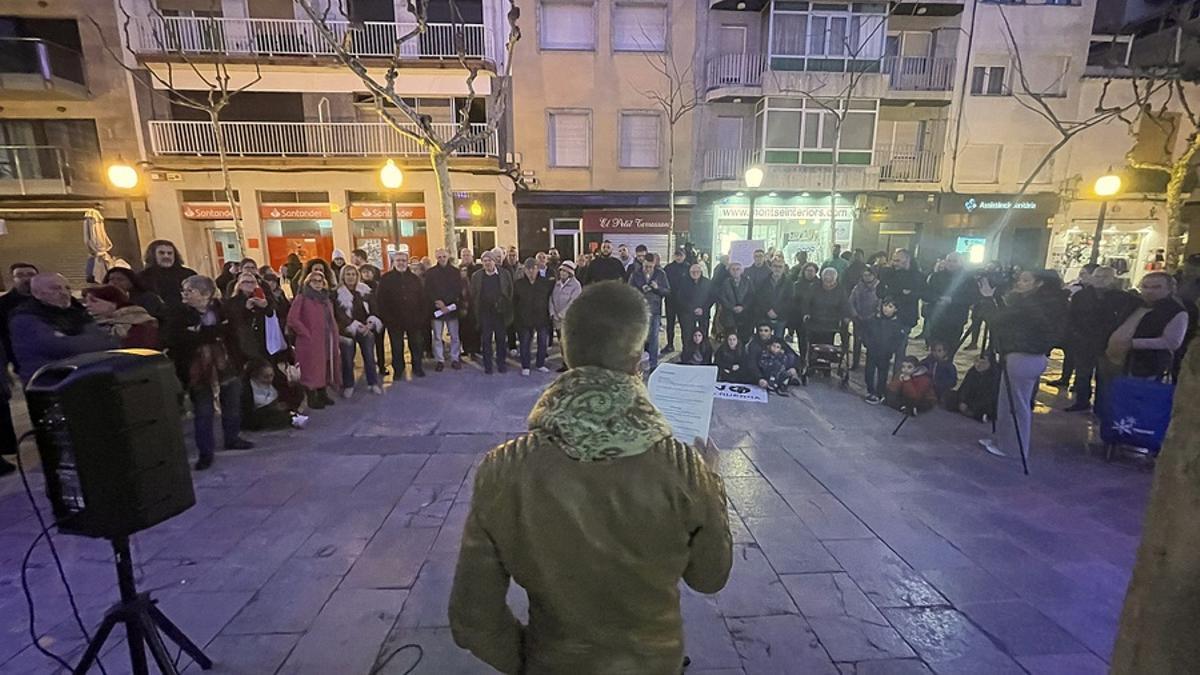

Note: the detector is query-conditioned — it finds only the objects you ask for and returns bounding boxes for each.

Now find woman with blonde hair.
[287,271,342,409]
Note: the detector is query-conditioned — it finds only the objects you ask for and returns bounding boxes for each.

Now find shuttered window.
[619,113,660,168]
[540,1,595,50]
[549,112,590,167]
[613,3,667,52]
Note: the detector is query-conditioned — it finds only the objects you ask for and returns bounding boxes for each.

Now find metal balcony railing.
[701,148,754,181]
[0,145,71,195]
[0,38,87,87]
[877,144,942,183]
[132,16,493,60]
[881,56,955,92]
[705,53,767,91]
[148,120,499,158]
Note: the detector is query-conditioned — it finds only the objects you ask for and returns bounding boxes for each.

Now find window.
[548,111,590,167]
[756,97,877,165]
[613,3,667,52]
[1025,55,1071,97]
[958,144,1001,183]
[770,2,887,63]
[619,112,661,168]
[540,1,595,50]
[970,66,1008,95]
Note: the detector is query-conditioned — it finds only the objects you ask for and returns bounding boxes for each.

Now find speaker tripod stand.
[74,536,212,675]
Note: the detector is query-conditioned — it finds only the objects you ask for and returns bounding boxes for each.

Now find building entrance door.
[551,218,582,260]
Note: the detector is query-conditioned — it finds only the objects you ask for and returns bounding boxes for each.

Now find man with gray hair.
[450,280,731,673]
[8,273,117,383]
[469,251,514,374]
[425,248,463,371]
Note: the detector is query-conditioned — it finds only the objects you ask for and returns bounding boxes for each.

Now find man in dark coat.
[470,252,515,374]
[923,252,977,352]
[586,241,626,285]
[0,262,38,376]
[425,248,464,372]
[745,249,772,289]
[376,250,429,378]
[662,249,691,354]
[9,273,118,384]
[513,258,554,375]
[876,248,924,370]
[675,263,714,338]
[138,240,198,309]
[628,255,670,369]
[756,258,793,339]
[717,262,756,344]
[1064,266,1138,411]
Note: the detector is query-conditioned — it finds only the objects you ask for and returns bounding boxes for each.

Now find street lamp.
[106,161,140,234]
[1090,173,1122,265]
[379,160,404,263]
[744,165,764,239]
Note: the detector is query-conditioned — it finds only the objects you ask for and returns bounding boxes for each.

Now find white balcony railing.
[705,53,767,91]
[881,56,955,92]
[702,148,753,181]
[877,144,942,183]
[132,16,493,60]
[148,121,499,158]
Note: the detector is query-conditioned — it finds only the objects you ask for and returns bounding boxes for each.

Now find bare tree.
[630,7,699,242]
[92,0,262,250]
[295,0,520,253]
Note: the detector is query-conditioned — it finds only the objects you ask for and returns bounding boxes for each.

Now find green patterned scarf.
[528,366,674,461]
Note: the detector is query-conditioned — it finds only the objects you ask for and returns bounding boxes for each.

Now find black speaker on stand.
[26,350,212,674]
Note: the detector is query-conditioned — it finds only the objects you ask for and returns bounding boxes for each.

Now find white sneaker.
[342,388,354,400]
[978,439,1007,457]
[536,366,550,373]
[369,385,383,395]
[521,368,531,377]
[291,414,310,430]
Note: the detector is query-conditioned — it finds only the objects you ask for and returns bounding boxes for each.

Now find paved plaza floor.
[0,351,1153,674]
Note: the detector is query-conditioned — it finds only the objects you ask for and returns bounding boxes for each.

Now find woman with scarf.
[165,275,253,471]
[103,267,165,320]
[300,258,336,300]
[358,263,388,378]
[287,271,341,409]
[334,265,383,397]
[82,285,159,349]
[223,272,279,370]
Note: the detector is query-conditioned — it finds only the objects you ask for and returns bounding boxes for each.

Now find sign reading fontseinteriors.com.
[581,210,690,233]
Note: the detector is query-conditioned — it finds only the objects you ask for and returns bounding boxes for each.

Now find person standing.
[103,267,165,320]
[1063,266,1137,412]
[823,244,848,277]
[376,251,429,379]
[351,248,381,280]
[287,271,342,410]
[628,254,671,370]
[330,249,348,280]
[166,275,253,471]
[550,261,582,372]
[470,252,514,374]
[848,268,881,370]
[281,252,304,296]
[923,252,977,352]
[876,248,924,375]
[745,249,772,289]
[586,240,626,284]
[334,266,383,397]
[0,262,39,374]
[513,258,554,376]
[862,298,908,405]
[83,285,159,350]
[756,258,793,339]
[662,249,690,354]
[9,273,119,383]
[449,281,731,675]
[139,240,198,310]
[459,248,482,359]
[426,248,464,372]
[617,244,636,278]
[676,263,714,338]
[717,262,756,344]
[1107,272,1189,381]
[223,272,276,369]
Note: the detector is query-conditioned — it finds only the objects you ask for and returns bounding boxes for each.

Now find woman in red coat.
[286,271,342,409]
[83,284,160,349]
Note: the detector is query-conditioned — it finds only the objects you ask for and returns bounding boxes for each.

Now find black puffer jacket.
[979,288,1069,356]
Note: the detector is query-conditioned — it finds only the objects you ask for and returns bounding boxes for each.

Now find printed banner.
[349,204,427,220]
[713,382,769,403]
[259,203,332,220]
[582,210,690,233]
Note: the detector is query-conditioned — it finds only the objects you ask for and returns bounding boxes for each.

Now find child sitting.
[945,352,999,422]
[757,339,798,396]
[242,359,309,431]
[920,341,959,403]
[862,298,908,405]
[885,356,937,415]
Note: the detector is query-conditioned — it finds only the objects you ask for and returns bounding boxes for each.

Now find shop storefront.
[348,190,427,269]
[453,191,499,255]
[178,200,244,278]
[934,193,1059,270]
[710,196,854,263]
[1050,198,1168,285]
[580,210,691,259]
[259,199,334,272]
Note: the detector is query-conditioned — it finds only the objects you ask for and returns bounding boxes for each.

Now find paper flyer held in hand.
[647,364,718,445]
[434,303,457,318]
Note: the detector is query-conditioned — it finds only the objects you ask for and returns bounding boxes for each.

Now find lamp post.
[1090,173,1122,265]
[744,165,764,239]
[106,161,140,234]
[379,159,403,262]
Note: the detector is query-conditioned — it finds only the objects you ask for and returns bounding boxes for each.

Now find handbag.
[265,312,288,355]
[280,362,302,385]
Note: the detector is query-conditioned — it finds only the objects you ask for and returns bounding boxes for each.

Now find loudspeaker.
[25,350,196,539]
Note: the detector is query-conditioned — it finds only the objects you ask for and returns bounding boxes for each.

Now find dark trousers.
[480,313,509,372]
[851,319,866,368]
[664,299,680,349]
[461,312,481,356]
[1059,348,1075,385]
[375,325,388,373]
[865,350,891,398]
[388,325,425,374]
[245,402,294,431]
[683,310,710,341]
[1073,349,1100,406]
[1,396,16,455]
[190,379,241,462]
[519,325,550,369]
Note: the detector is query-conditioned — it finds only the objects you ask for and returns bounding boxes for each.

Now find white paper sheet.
[647,363,718,444]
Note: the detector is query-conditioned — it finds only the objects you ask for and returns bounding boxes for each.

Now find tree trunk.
[1162,134,1199,270]
[829,119,841,261]
[1112,345,1200,673]
[986,136,1070,261]
[210,110,245,252]
[668,124,676,249]
[431,149,458,254]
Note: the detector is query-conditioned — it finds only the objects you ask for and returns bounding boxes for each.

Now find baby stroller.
[802,317,850,387]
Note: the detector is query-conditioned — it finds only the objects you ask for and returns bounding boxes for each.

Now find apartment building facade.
[121,0,516,278]
[0,1,148,285]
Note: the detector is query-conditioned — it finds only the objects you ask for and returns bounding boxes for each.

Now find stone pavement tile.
[824,540,946,609]
[397,555,457,629]
[278,588,407,675]
[376,626,491,674]
[714,544,800,618]
[1015,652,1108,675]
[882,607,1024,675]
[222,560,343,635]
[1031,598,1121,660]
[439,433,510,454]
[782,493,874,541]
[349,454,431,502]
[807,615,916,662]
[920,566,1017,606]
[226,475,305,508]
[781,572,888,621]
[727,614,839,675]
[747,452,830,497]
[728,510,755,544]
[148,506,276,562]
[689,670,746,675]
[153,589,258,671]
[343,525,439,590]
[959,600,1091,657]
[870,523,975,572]
[413,454,477,485]
[391,482,462,528]
[346,427,442,449]
[742,517,841,574]
[781,573,914,662]
[184,633,300,674]
[837,659,933,674]
[681,589,741,670]
[188,518,315,592]
[723,476,795,518]
[714,449,765,478]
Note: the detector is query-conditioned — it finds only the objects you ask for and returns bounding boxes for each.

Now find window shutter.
[620,114,660,168]
[551,113,589,167]
[541,2,595,50]
[613,4,667,51]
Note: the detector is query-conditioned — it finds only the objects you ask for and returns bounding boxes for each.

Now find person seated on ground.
[757,339,798,397]
[449,281,732,675]
[680,328,714,366]
[715,332,759,384]
[9,273,119,383]
[747,322,800,372]
[885,356,937,416]
[920,340,959,403]
[241,359,308,431]
[945,352,999,422]
[82,284,160,350]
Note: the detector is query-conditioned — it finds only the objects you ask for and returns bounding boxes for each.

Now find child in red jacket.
[886,356,937,415]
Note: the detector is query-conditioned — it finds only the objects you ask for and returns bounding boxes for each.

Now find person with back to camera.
[449,281,732,674]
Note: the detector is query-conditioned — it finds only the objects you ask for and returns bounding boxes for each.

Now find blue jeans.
[190,379,242,462]
[340,332,379,388]
[480,312,508,373]
[865,351,891,398]
[646,314,662,368]
[519,325,550,369]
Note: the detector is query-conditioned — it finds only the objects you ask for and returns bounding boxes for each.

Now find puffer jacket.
[978,287,1068,356]
[449,366,732,675]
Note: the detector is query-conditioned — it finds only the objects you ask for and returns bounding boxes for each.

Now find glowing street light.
[469,200,484,218]
[106,162,139,190]
[744,166,764,238]
[743,165,764,188]
[1090,173,1123,265]
[379,159,404,190]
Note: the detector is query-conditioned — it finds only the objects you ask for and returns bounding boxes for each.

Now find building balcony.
[131,16,494,63]
[877,144,942,184]
[147,120,499,158]
[704,53,766,100]
[881,56,955,93]
[0,145,100,196]
[700,149,880,191]
[1085,29,1194,76]
[0,38,88,99]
